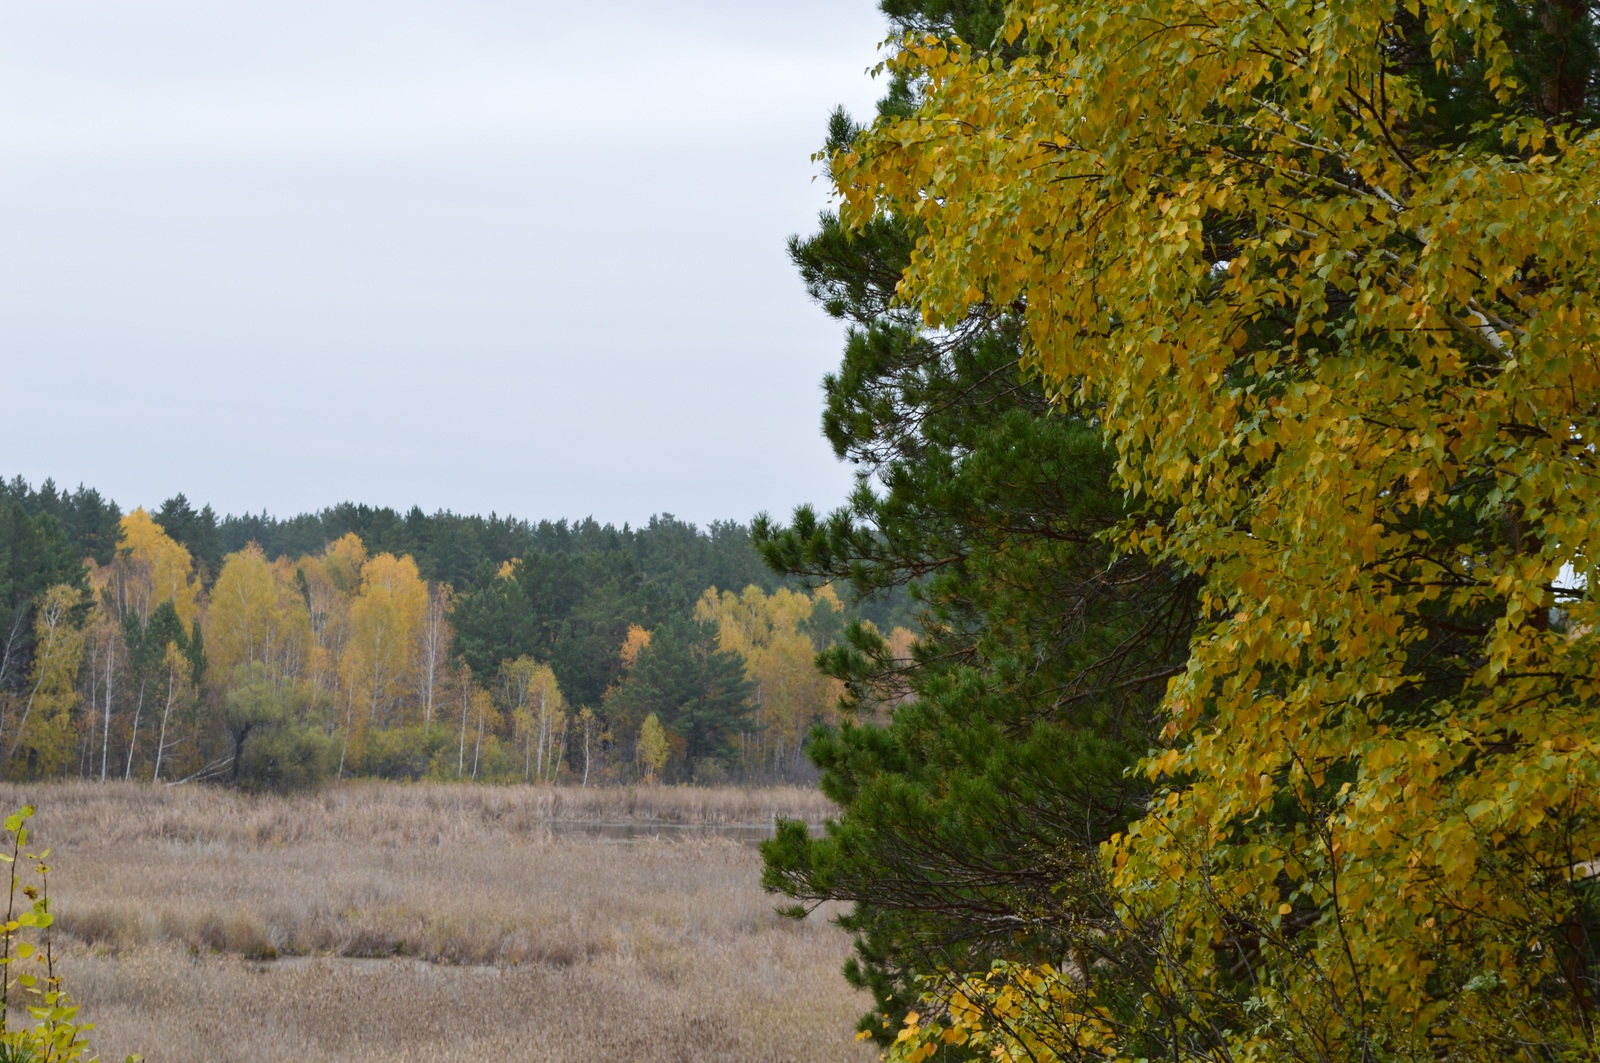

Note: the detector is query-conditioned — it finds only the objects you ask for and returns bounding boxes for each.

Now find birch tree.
[839,0,1600,1057]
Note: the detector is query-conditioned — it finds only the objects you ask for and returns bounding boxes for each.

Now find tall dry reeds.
[0,780,835,850]
[0,782,867,1062]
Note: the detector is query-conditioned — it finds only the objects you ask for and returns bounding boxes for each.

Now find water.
[543,820,820,845]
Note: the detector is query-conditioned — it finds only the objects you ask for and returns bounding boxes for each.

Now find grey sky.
[0,0,888,527]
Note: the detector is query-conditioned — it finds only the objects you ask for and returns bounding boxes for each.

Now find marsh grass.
[0,780,835,849]
[0,782,869,1062]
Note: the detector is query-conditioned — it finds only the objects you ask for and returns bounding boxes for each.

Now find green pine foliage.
[0,504,86,700]
[757,315,1197,1045]
[604,617,756,782]
[154,494,223,588]
[755,0,1198,1043]
[0,479,121,567]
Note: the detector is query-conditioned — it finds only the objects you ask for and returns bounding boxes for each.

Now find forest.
[4,0,1600,1058]
[0,478,913,789]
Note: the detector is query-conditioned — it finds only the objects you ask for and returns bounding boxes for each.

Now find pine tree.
[606,618,754,779]
[754,0,1197,1042]
[0,502,85,696]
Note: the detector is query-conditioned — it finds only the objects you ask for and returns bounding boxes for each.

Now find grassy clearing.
[0,782,869,1062]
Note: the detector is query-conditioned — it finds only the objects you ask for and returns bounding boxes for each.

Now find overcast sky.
[0,0,888,527]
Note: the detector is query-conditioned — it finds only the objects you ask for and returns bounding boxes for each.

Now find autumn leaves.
[9,506,866,790]
[73,518,452,784]
[840,0,1600,1058]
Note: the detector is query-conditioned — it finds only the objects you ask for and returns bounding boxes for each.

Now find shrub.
[360,725,456,781]
[237,724,338,792]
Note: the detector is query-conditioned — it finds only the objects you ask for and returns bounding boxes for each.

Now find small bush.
[238,725,337,793]
[360,726,456,781]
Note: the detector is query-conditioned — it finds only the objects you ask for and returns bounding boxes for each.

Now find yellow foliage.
[109,509,198,627]
[637,712,669,782]
[696,585,841,772]
[294,551,353,691]
[849,0,1600,1056]
[322,532,368,596]
[500,656,565,782]
[340,553,428,738]
[618,624,652,670]
[885,626,916,663]
[206,544,313,684]
[8,586,85,779]
[0,806,139,1062]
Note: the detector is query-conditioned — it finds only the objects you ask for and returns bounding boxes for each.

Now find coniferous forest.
[0,478,913,789]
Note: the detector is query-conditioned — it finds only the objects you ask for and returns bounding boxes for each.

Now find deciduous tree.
[696,585,842,777]
[416,582,452,726]
[222,663,335,791]
[499,656,564,782]
[7,584,84,779]
[636,712,668,783]
[207,544,313,684]
[837,0,1600,1057]
[108,509,198,628]
[339,553,427,765]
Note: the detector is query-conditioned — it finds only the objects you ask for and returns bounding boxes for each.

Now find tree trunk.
[457,688,468,779]
[8,637,53,770]
[100,639,115,784]
[230,722,253,784]
[124,676,148,781]
[535,692,547,781]
[83,636,100,780]
[153,664,178,784]
[1538,0,1592,118]
[0,608,25,693]
[472,700,485,780]
[552,718,567,782]
[337,694,352,780]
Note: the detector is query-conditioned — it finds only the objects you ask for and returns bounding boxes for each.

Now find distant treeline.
[0,476,913,789]
[0,478,773,601]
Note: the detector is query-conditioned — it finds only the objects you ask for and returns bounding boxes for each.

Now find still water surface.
[545,820,822,844]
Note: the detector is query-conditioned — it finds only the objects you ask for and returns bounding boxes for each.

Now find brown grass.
[0,782,869,1062]
[0,779,837,848]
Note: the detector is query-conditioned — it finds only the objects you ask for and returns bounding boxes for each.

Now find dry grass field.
[0,782,872,1063]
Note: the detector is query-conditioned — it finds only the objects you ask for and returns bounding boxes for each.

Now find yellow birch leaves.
[10,586,85,777]
[637,712,669,782]
[206,545,313,682]
[107,510,198,627]
[842,0,1600,1057]
[695,585,842,773]
[341,553,428,747]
